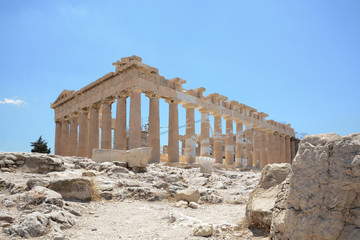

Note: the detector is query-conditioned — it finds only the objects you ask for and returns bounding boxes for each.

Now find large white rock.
[48,178,94,201]
[175,188,200,203]
[245,163,291,231]
[92,147,151,168]
[270,133,360,240]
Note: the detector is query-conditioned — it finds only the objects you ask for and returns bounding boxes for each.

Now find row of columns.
[182,109,296,168]
[55,90,297,168]
[55,90,167,163]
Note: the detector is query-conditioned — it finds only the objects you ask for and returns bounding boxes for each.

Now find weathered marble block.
[92,147,152,167]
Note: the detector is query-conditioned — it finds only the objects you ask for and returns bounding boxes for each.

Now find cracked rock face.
[270,133,360,240]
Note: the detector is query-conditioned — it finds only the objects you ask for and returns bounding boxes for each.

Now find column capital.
[234,119,244,124]
[285,135,290,139]
[273,131,280,136]
[69,112,79,119]
[145,92,160,99]
[244,122,254,128]
[223,115,233,121]
[183,103,196,109]
[130,88,142,94]
[101,98,115,105]
[165,98,180,104]
[199,108,210,114]
[210,111,221,117]
[90,102,101,109]
[61,116,70,122]
[79,107,89,114]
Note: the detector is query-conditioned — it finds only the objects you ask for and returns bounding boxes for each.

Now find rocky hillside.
[0,152,263,240]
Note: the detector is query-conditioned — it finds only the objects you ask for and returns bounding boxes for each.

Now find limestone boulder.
[48,178,94,201]
[245,163,291,231]
[175,188,200,203]
[270,133,360,240]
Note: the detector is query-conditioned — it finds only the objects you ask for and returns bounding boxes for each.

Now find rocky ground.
[0,152,266,240]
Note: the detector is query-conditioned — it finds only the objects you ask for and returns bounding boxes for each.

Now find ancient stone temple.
[51,56,298,169]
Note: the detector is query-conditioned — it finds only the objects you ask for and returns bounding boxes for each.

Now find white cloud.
[0,98,28,106]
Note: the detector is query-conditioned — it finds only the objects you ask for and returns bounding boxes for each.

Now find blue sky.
[0,0,359,153]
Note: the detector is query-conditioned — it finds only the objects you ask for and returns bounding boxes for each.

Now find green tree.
[30,136,51,154]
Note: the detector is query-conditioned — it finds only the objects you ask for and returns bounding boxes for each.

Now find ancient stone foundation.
[51,56,298,169]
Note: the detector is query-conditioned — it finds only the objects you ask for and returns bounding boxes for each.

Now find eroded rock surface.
[246,163,291,231]
[270,133,360,240]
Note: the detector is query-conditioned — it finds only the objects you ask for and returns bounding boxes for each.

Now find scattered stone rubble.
[0,151,261,239]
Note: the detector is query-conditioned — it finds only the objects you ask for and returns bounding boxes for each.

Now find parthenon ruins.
[51,55,298,169]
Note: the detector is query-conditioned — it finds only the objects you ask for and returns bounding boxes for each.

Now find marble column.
[224,116,234,165]
[280,134,286,163]
[285,135,291,163]
[273,132,280,163]
[291,138,296,162]
[244,123,253,168]
[147,93,160,163]
[61,118,69,156]
[78,108,89,158]
[114,96,127,150]
[235,120,244,167]
[253,127,261,168]
[69,114,78,156]
[101,100,113,149]
[199,109,210,157]
[55,120,62,155]
[129,90,142,149]
[260,128,268,168]
[167,99,179,162]
[184,104,196,163]
[267,131,274,164]
[213,114,223,164]
[88,103,100,158]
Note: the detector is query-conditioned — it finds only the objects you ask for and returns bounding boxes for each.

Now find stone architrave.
[199,109,210,157]
[88,103,100,158]
[235,120,244,167]
[129,89,142,149]
[167,99,179,162]
[61,118,69,156]
[55,120,61,155]
[101,99,113,149]
[184,104,196,163]
[260,128,268,168]
[213,113,223,164]
[69,114,78,156]
[253,127,261,168]
[245,123,254,168]
[147,93,160,163]
[224,116,234,165]
[78,108,89,158]
[114,95,127,150]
